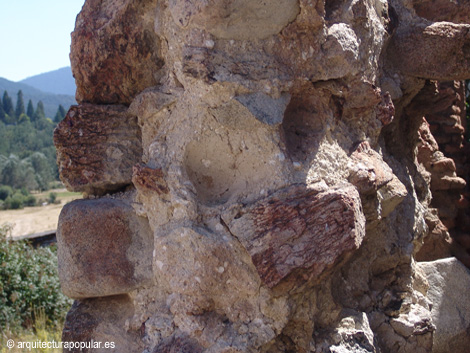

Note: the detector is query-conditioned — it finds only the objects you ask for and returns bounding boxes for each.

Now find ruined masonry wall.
[54,0,470,352]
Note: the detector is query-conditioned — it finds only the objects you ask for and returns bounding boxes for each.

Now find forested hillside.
[0,89,67,209]
[0,77,75,117]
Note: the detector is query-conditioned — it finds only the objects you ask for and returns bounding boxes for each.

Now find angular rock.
[431,175,466,191]
[349,141,395,195]
[415,209,452,261]
[57,198,153,299]
[54,104,142,195]
[234,93,291,125]
[389,305,434,339]
[223,184,365,289]
[132,164,170,196]
[315,310,378,353]
[417,258,470,353]
[388,22,470,81]
[63,295,141,353]
[430,158,456,173]
[71,0,164,104]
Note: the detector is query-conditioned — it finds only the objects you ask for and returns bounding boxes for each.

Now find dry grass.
[1,311,63,353]
[0,189,81,238]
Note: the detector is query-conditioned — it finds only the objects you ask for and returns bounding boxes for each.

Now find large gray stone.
[417,258,470,353]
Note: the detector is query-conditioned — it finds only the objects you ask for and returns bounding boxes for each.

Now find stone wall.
[54,0,470,352]
[413,81,470,266]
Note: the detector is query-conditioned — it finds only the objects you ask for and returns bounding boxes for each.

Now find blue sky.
[0,0,85,81]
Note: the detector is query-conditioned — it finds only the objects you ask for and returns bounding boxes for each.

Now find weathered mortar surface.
[55,0,470,351]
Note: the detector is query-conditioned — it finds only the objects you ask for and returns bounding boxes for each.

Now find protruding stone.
[388,22,470,80]
[416,209,452,261]
[431,175,466,191]
[349,141,395,195]
[57,198,153,299]
[223,184,365,289]
[417,258,470,353]
[54,104,142,195]
[71,0,164,104]
[63,295,142,352]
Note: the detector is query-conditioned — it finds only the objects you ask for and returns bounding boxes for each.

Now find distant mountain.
[20,67,76,96]
[0,77,76,118]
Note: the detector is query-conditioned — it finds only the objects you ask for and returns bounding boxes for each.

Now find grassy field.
[0,189,81,238]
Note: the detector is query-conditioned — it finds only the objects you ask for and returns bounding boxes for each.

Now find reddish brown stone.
[132,164,170,195]
[57,198,153,299]
[349,141,394,194]
[71,0,164,104]
[416,209,452,261]
[224,184,365,289]
[431,175,466,191]
[430,158,456,173]
[54,104,142,195]
[376,92,395,126]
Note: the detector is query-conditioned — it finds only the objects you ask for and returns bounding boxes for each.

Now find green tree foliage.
[17,113,30,124]
[1,189,37,210]
[0,153,56,192]
[2,91,14,118]
[0,90,64,191]
[0,117,58,191]
[15,90,25,119]
[26,152,54,190]
[0,102,5,123]
[0,185,13,200]
[54,104,67,123]
[0,225,72,331]
[33,100,46,121]
[26,99,34,118]
[0,155,38,191]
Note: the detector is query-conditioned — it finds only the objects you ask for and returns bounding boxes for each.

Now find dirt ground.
[0,190,81,238]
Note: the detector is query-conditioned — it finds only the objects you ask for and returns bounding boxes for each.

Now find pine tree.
[33,101,45,122]
[0,102,5,123]
[54,104,67,122]
[15,90,25,119]
[2,91,14,117]
[26,99,34,118]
